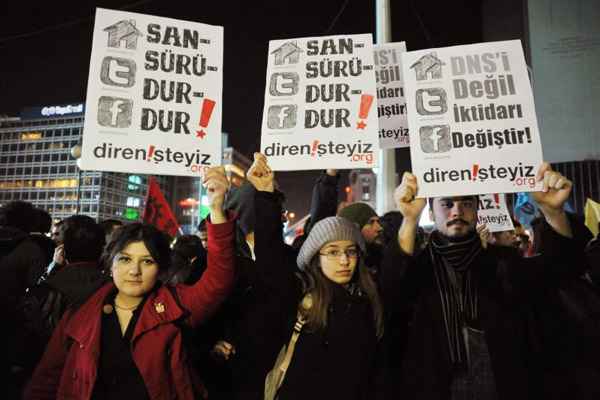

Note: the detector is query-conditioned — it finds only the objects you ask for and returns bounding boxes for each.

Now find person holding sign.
[380,162,591,400]
[25,167,235,400]
[248,154,384,400]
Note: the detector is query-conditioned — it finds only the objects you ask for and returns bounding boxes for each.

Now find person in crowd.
[166,234,207,286]
[514,220,533,256]
[196,218,208,249]
[50,219,65,246]
[381,163,591,400]
[25,166,235,400]
[29,208,56,266]
[99,219,123,245]
[526,214,599,399]
[338,202,385,273]
[207,175,289,400]
[43,219,67,280]
[18,215,107,374]
[0,201,49,398]
[489,228,520,248]
[249,153,384,400]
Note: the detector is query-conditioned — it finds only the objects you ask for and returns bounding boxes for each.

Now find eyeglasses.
[319,248,359,260]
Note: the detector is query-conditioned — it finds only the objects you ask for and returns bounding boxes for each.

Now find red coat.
[25,218,235,400]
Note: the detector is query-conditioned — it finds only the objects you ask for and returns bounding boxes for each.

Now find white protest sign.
[261,34,379,170]
[81,8,223,176]
[477,193,515,232]
[403,40,543,197]
[374,42,409,148]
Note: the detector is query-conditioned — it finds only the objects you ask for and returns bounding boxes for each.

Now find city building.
[0,103,171,223]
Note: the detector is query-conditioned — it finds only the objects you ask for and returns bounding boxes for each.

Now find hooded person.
[338,202,385,272]
[380,165,591,400]
[248,153,384,400]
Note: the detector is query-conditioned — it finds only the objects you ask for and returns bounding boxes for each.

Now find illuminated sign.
[20,103,85,119]
[124,208,140,220]
[41,104,83,117]
[41,104,84,117]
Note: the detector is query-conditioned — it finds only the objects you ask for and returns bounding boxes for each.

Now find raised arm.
[393,172,427,256]
[177,167,236,326]
[305,169,339,234]
[380,172,428,311]
[247,153,299,297]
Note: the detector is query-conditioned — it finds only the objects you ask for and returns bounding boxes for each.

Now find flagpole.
[375,0,396,215]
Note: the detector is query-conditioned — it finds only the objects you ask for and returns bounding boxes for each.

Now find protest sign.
[261,34,379,170]
[374,42,409,148]
[403,40,543,197]
[80,8,223,177]
[477,193,514,232]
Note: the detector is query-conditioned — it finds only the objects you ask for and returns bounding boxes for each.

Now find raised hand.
[247,152,274,193]
[532,162,572,214]
[203,166,229,223]
[531,162,573,237]
[394,172,427,222]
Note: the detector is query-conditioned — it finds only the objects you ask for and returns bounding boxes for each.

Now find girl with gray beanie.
[247,153,383,400]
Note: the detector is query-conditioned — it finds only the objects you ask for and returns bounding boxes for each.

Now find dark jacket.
[0,227,48,382]
[255,191,380,400]
[24,218,235,400]
[380,214,590,400]
[19,261,107,371]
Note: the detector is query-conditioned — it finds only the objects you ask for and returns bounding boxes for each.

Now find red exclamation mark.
[196,99,216,139]
[147,145,155,162]
[356,94,374,130]
[493,193,500,208]
[472,164,480,181]
[311,140,320,157]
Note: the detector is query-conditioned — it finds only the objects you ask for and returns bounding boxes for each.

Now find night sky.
[0,0,482,218]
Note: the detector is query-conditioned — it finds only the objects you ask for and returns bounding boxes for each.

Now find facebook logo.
[97,96,133,128]
[267,105,297,129]
[419,125,451,153]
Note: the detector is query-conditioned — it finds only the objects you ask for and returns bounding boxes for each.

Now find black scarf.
[429,230,482,368]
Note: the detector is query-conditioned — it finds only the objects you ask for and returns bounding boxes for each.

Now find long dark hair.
[301,253,384,339]
[102,223,172,274]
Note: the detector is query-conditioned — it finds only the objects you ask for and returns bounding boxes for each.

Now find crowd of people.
[1,156,599,400]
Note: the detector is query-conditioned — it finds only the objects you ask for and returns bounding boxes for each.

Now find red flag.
[143,176,180,237]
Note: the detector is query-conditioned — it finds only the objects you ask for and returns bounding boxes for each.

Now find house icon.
[103,20,143,50]
[410,52,445,81]
[271,41,303,65]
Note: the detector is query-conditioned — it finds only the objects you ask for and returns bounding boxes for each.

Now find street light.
[70,144,82,214]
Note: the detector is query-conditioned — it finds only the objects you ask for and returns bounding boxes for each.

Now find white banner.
[81,8,223,176]
[375,42,409,148]
[403,40,543,197]
[261,34,379,170]
[477,193,515,232]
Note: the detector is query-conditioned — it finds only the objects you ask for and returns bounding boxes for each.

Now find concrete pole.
[375,0,397,215]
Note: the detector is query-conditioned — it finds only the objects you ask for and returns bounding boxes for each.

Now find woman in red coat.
[25,167,235,400]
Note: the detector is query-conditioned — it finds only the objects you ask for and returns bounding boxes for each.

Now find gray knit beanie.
[297,216,366,270]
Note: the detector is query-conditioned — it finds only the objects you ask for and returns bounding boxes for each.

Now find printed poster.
[374,42,409,148]
[81,8,223,176]
[403,40,544,197]
[477,193,515,232]
[261,34,379,170]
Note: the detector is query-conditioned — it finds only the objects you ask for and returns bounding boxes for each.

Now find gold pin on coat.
[154,302,165,313]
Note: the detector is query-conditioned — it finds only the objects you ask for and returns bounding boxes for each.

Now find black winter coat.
[380,214,590,400]
[255,191,380,400]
